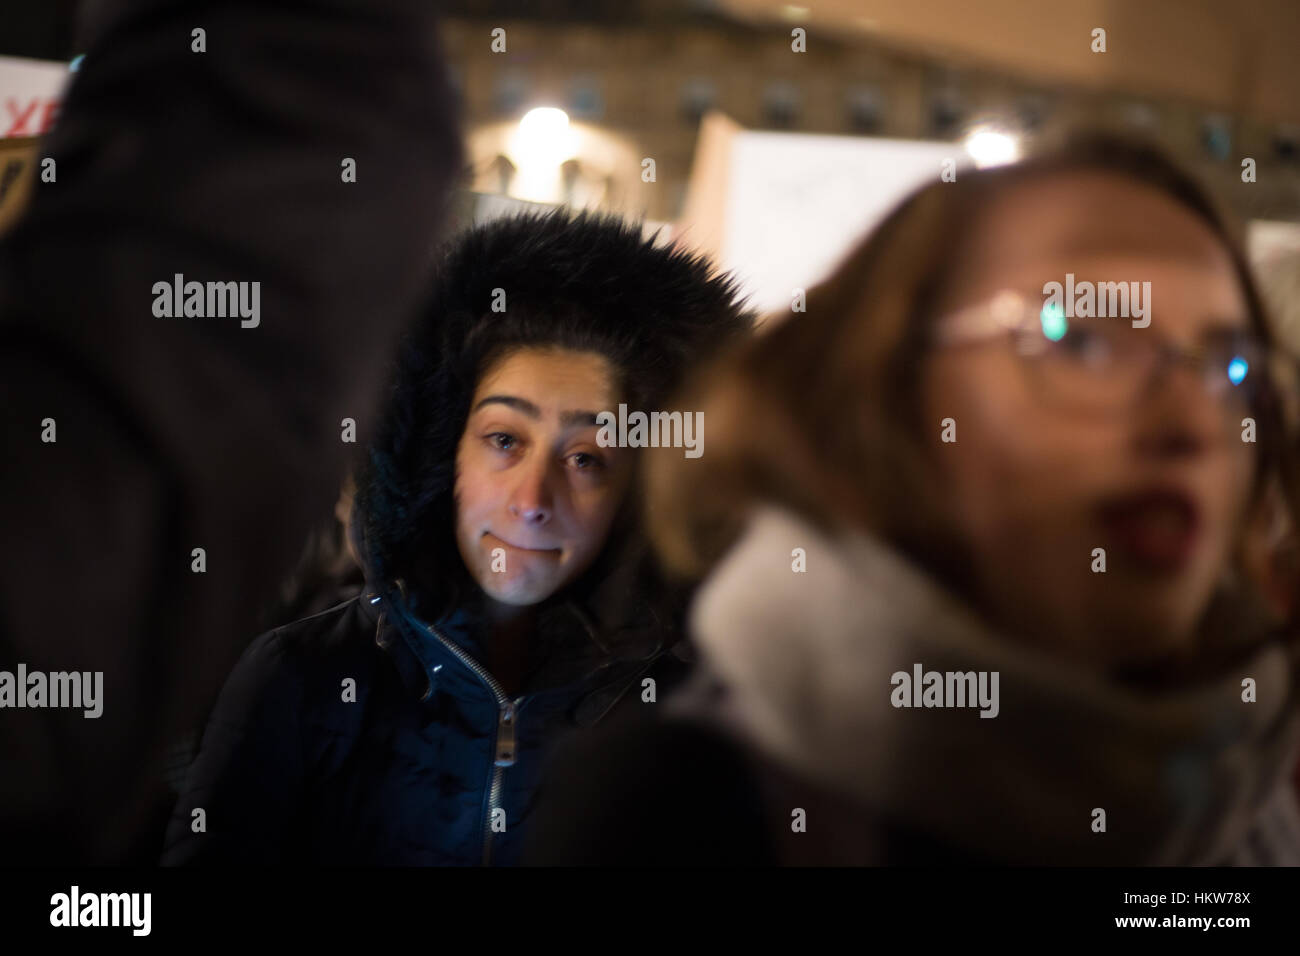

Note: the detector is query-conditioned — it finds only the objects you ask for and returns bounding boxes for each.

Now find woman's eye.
[1055,326,1114,365]
[1211,335,1260,371]
[487,432,517,451]
[570,452,605,471]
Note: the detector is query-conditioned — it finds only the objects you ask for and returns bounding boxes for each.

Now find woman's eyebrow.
[473,396,601,428]
[1198,316,1253,337]
[473,395,540,418]
[560,410,601,428]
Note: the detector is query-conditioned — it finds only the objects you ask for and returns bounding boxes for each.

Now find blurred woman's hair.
[258,472,363,631]
[646,130,1300,641]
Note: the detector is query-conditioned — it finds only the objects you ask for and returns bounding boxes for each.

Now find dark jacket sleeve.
[0,0,462,863]
[161,630,307,865]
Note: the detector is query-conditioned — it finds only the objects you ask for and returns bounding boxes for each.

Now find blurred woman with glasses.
[525,132,1300,866]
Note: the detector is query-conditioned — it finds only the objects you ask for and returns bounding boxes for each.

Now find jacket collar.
[680,504,1300,865]
[360,579,665,721]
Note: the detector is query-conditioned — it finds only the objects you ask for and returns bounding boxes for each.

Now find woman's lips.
[1097,490,1201,572]
[483,531,561,557]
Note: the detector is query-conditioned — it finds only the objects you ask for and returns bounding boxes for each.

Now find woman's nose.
[508,461,554,525]
[512,502,552,525]
[1135,359,1222,456]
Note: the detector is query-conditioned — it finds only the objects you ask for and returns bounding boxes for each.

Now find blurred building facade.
[439,0,1300,225]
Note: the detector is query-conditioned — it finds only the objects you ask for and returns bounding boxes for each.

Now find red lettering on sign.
[4,98,60,137]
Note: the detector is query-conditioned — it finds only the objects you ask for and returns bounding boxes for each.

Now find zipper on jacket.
[414,615,524,866]
[483,696,525,864]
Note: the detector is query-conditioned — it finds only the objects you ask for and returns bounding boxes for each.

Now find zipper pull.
[494,700,517,767]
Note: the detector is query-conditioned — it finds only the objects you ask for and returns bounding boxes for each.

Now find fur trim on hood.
[354,209,753,644]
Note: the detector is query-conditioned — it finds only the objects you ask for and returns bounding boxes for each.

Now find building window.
[762,81,800,129]
[1273,125,1299,164]
[846,86,883,134]
[569,76,604,120]
[929,88,964,138]
[1201,114,1232,162]
[493,71,529,117]
[1016,93,1049,133]
[1121,102,1158,132]
[681,78,717,124]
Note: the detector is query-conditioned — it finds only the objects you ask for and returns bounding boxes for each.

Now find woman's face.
[454,347,632,611]
[921,171,1257,668]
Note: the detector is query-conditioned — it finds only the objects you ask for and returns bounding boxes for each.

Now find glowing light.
[964,128,1021,168]
[515,108,573,165]
[508,107,577,203]
[1228,356,1249,386]
[1040,301,1068,341]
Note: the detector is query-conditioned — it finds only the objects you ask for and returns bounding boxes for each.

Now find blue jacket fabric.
[162,584,683,866]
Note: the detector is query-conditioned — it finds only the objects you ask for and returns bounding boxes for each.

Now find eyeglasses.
[932,290,1273,422]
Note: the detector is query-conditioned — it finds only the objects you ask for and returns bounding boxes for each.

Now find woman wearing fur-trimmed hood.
[163,210,752,865]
